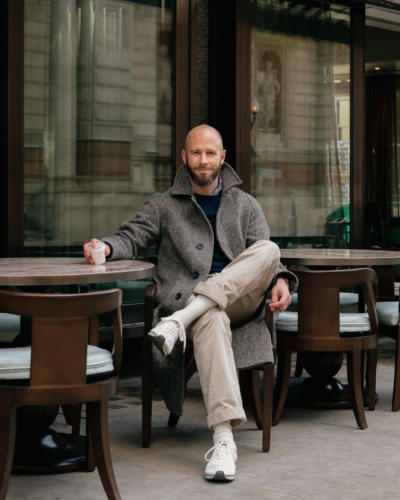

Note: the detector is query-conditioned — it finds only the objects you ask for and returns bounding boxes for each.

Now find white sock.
[169,295,216,328]
[212,421,234,444]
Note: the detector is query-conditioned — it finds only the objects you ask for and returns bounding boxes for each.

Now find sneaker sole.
[204,471,234,482]
[148,333,167,356]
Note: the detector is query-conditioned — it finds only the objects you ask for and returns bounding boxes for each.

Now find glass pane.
[23,0,173,256]
[251,0,351,248]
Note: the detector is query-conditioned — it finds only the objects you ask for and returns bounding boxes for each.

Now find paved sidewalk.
[7,338,400,500]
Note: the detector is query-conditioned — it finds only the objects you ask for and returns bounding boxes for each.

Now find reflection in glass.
[251,0,351,248]
[24,0,173,255]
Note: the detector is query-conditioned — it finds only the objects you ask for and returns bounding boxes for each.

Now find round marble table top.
[0,258,154,286]
[280,248,400,267]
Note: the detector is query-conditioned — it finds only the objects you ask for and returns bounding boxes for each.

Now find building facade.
[3,0,400,257]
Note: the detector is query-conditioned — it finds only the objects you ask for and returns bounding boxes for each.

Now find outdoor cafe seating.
[273,267,379,429]
[0,288,123,500]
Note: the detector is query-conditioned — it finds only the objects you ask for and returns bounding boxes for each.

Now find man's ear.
[181,149,187,165]
[220,149,226,165]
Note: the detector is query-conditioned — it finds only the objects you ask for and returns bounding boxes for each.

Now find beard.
[187,163,221,187]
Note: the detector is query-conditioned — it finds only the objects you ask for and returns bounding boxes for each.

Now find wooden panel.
[235,0,252,192]
[190,0,209,127]
[350,3,366,248]
[175,0,190,169]
[208,0,236,163]
[3,0,24,256]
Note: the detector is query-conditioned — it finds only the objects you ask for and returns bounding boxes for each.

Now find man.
[84,124,296,482]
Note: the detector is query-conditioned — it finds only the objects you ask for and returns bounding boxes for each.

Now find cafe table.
[278,248,400,408]
[280,248,400,268]
[0,257,154,473]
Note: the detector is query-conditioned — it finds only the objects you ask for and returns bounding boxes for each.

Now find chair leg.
[85,403,96,473]
[294,353,303,378]
[366,348,377,411]
[272,349,292,426]
[360,351,366,389]
[62,404,82,436]
[392,330,400,412]
[142,337,153,448]
[88,398,121,500]
[250,369,263,431]
[0,401,17,500]
[239,369,263,430]
[347,350,367,429]
[262,364,274,452]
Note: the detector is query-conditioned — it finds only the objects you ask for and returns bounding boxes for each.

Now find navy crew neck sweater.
[194,191,230,273]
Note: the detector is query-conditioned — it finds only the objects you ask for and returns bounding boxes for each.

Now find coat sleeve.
[102,194,161,260]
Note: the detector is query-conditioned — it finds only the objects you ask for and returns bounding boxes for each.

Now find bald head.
[184,125,224,153]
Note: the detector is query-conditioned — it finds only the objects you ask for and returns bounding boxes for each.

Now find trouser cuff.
[207,408,247,429]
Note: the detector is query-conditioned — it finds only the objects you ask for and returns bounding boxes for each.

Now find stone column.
[48,0,78,180]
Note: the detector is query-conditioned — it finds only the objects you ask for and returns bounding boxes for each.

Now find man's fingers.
[83,241,96,264]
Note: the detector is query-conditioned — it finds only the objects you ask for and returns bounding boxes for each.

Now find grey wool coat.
[103,162,297,416]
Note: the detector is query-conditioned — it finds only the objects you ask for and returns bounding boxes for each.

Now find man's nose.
[199,153,208,164]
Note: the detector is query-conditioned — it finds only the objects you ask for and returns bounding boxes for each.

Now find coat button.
[175,293,182,300]
[192,271,199,279]
[196,243,203,250]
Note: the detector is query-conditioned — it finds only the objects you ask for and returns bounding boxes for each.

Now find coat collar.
[170,162,242,196]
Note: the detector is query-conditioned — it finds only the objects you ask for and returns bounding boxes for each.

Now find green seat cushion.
[94,279,152,304]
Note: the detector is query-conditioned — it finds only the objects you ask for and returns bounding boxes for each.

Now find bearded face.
[182,126,226,190]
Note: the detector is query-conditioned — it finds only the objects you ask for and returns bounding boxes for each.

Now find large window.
[251,0,351,248]
[23,0,174,255]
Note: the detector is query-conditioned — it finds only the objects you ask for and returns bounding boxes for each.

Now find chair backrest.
[375,268,400,301]
[0,288,122,386]
[294,267,378,339]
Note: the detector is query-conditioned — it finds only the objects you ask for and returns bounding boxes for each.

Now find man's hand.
[269,277,291,313]
[83,238,111,265]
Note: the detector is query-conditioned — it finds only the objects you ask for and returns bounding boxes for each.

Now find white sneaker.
[148,317,186,356]
[204,440,237,482]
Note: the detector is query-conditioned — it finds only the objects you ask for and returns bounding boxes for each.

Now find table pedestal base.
[285,377,374,409]
[12,428,87,474]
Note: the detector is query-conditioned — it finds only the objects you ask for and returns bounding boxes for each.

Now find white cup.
[89,242,106,265]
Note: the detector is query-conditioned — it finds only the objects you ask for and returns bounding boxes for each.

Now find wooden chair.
[289,290,360,378]
[0,288,123,500]
[273,268,378,429]
[375,269,400,411]
[141,284,275,452]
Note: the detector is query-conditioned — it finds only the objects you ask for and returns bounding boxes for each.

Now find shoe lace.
[162,317,187,352]
[204,441,232,464]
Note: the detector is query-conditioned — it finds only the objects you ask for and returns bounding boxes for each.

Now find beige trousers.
[188,240,280,428]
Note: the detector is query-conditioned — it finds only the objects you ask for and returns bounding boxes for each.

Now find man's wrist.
[277,277,289,287]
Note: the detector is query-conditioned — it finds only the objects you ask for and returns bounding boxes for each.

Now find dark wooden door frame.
[2,0,24,257]
[350,2,366,248]
[175,0,191,170]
